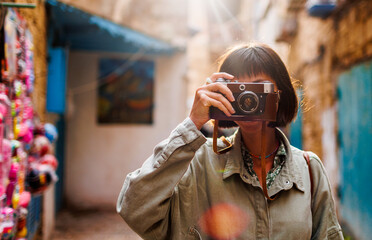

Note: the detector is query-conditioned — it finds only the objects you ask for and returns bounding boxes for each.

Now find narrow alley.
[0,0,370,239]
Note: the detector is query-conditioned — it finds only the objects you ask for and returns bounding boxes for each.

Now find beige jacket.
[117,118,343,240]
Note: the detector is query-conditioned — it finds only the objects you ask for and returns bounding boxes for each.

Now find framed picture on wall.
[97,58,154,124]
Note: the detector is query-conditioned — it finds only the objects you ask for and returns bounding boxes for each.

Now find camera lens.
[237,91,259,113]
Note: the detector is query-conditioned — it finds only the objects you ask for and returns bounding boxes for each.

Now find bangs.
[218,45,277,80]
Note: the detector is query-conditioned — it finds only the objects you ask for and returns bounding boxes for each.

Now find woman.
[117,43,343,240]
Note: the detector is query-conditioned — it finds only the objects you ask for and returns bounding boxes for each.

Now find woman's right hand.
[189,72,236,130]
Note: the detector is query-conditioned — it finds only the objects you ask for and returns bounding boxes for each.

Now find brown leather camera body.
[209,82,280,122]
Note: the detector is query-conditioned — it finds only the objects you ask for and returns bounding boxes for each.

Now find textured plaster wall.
[65,52,187,208]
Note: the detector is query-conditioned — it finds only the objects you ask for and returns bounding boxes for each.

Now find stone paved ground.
[51,209,142,240]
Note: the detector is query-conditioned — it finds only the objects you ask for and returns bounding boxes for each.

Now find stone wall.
[333,0,372,68]
[286,0,372,202]
[288,0,372,158]
[287,11,334,157]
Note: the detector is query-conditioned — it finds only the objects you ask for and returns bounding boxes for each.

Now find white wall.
[65,51,187,209]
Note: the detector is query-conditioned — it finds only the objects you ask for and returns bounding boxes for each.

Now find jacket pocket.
[188,226,202,240]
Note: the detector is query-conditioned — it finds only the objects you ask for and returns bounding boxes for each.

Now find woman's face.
[233,73,277,133]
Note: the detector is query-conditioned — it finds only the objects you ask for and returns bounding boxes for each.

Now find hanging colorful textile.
[0,8,59,240]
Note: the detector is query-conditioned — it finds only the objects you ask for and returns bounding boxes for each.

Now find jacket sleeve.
[116,117,206,240]
[309,153,344,240]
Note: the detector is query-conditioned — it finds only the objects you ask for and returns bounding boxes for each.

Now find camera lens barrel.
[237,91,259,113]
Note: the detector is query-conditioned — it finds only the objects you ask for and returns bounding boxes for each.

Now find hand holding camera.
[189,72,236,130]
[189,72,281,130]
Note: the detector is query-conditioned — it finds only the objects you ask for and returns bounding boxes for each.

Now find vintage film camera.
[209,78,280,122]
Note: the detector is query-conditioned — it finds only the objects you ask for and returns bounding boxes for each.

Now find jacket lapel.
[221,127,305,197]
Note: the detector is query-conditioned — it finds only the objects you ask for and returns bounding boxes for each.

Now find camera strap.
[212,120,233,154]
[260,121,276,201]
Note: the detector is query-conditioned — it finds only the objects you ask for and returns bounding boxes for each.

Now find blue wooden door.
[338,61,372,239]
[47,47,67,213]
[289,89,303,149]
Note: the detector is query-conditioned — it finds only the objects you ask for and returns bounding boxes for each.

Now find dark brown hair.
[217,42,298,127]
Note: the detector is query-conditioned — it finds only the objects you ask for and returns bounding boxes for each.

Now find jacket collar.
[222,127,305,195]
